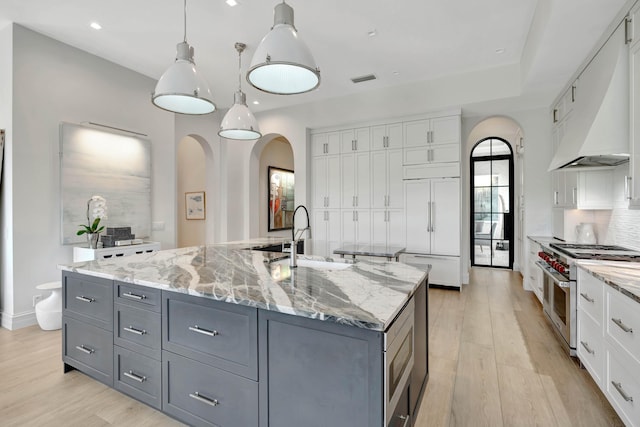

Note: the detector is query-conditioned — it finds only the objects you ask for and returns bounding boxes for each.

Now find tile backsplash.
[602,208,640,251]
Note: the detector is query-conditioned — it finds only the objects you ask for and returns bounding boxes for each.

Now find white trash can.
[35,281,62,330]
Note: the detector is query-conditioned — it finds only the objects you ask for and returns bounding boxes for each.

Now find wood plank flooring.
[0,267,624,426]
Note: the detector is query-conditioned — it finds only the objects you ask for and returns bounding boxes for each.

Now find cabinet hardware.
[188,325,219,337]
[189,392,220,407]
[625,17,632,44]
[124,371,147,383]
[431,201,436,231]
[398,414,410,427]
[553,191,559,205]
[552,109,558,123]
[580,292,594,303]
[387,195,390,207]
[355,211,359,221]
[572,187,577,205]
[611,317,633,333]
[612,381,633,402]
[75,295,95,303]
[352,196,356,207]
[427,202,432,232]
[384,136,388,148]
[352,140,355,151]
[324,211,328,221]
[355,196,358,206]
[571,85,576,102]
[123,326,147,336]
[580,340,595,355]
[122,292,146,300]
[75,345,95,355]
[355,140,358,151]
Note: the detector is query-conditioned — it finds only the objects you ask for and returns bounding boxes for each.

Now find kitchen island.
[59,238,429,427]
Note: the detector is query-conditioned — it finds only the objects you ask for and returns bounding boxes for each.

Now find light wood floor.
[0,268,623,426]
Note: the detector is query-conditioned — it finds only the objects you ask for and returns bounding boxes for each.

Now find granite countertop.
[58,238,428,332]
[527,236,568,249]
[576,261,640,304]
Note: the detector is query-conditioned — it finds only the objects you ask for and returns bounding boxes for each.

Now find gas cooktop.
[549,243,640,261]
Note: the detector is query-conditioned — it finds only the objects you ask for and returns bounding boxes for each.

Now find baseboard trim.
[1,310,37,330]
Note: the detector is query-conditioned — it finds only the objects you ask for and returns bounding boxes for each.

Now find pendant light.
[219,43,262,140]
[247,1,320,95]
[152,0,216,114]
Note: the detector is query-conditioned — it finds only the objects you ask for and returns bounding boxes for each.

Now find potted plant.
[77,195,107,249]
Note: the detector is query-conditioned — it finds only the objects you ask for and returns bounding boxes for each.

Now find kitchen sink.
[271,258,352,271]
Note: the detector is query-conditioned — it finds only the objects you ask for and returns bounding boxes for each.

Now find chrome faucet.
[290,205,312,267]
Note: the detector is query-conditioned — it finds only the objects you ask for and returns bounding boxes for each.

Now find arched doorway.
[470,137,514,268]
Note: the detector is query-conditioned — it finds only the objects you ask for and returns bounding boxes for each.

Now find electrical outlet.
[33,294,42,307]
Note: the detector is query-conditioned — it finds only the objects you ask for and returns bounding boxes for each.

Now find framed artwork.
[268,166,294,231]
[185,191,206,220]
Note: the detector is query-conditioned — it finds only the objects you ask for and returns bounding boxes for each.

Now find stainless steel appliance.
[384,298,415,427]
[536,243,640,356]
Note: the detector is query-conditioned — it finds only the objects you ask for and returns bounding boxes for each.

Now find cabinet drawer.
[577,271,604,325]
[577,310,604,386]
[606,347,640,427]
[114,346,161,409]
[403,145,459,165]
[163,351,258,427]
[163,293,258,380]
[63,316,113,385]
[63,273,113,330]
[115,282,161,312]
[400,254,460,288]
[606,287,640,365]
[114,303,161,360]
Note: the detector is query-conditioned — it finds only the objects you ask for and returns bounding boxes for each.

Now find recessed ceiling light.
[367,29,377,38]
[226,0,238,6]
[90,22,102,30]
[253,100,260,105]
[495,48,505,54]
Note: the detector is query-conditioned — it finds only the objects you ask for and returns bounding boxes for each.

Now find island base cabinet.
[259,310,384,427]
[162,351,258,427]
[63,316,113,386]
[114,346,162,409]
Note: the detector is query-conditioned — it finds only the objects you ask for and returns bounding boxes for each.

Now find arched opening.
[247,134,294,238]
[177,134,215,247]
[259,138,294,235]
[470,137,514,268]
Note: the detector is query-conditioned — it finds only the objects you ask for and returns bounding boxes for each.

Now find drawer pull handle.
[123,371,147,383]
[116,254,124,257]
[189,392,219,407]
[123,326,146,336]
[75,296,95,303]
[75,345,95,355]
[398,414,410,427]
[612,381,634,402]
[189,325,219,337]
[612,318,633,333]
[136,251,143,254]
[103,254,113,258]
[580,292,594,303]
[580,340,594,355]
[122,292,146,300]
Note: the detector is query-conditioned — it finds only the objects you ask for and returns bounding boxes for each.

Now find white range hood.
[549,23,629,171]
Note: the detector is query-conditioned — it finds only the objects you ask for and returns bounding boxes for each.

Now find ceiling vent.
[351,74,377,84]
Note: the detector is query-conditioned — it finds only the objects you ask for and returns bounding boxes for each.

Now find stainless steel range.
[536,243,640,356]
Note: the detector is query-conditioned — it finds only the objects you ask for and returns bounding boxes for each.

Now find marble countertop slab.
[59,241,428,332]
[527,236,569,249]
[576,261,640,304]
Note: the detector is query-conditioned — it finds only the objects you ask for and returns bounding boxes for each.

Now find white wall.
[259,138,294,237]
[177,136,206,247]
[1,25,176,329]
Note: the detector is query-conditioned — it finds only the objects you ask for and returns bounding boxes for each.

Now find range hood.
[549,23,629,171]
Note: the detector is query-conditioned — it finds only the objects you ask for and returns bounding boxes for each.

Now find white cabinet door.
[371,151,387,209]
[405,180,430,253]
[387,150,404,209]
[355,210,371,245]
[578,170,614,209]
[403,120,429,148]
[341,152,371,209]
[430,178,460,256]
[340,128,370,153]
[327,210,341,243]
[313,210,341,257]
[341,210,357,245]
[372,123,403,150]
[630,40,640,207]
[356,152,371,208]
[341,153,356,208]
[387,209,406,247]
[387,123,403,150]
[327,155,341,209]
[431,116,460,145]
[313,156,328,209]
[371,210,388,246]
[312,133,328,157]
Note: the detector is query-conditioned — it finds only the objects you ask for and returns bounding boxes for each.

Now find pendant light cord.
[238,48,242,91]
[183,0,187,42]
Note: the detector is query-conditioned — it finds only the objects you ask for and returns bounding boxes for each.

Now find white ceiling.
[0,0,630,113]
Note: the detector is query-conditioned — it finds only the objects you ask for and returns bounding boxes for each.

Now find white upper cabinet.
[404,116,460,148]
[312,155,341,210]
[341,152,371,209]
[312,132,340,156]
[340,128,370,153]
[371,150,404,210]
[371,123,403,150]
[629,6,640,207]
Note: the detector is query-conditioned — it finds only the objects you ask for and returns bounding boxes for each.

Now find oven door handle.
[535,260,572,288]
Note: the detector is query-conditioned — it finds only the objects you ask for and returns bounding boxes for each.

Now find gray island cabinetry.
[60,240,428,427]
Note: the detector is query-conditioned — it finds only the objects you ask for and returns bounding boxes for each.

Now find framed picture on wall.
[186,191,206,220]
[268,166,294,231]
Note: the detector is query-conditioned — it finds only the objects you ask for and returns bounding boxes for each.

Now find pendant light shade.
[219,43,262,140]
[247,2,320,95]
[152,1,216,114]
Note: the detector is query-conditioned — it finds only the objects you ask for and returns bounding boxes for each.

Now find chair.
[475,222,497,255]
